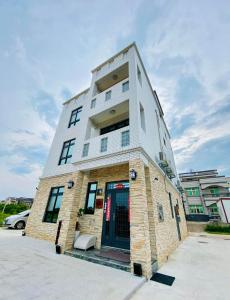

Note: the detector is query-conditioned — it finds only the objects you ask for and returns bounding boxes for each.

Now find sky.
[0,0,230,199]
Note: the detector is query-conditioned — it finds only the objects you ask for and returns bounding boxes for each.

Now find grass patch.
[205,223,230,234]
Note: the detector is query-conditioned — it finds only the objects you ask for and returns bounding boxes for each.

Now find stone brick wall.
[148,161,188,267]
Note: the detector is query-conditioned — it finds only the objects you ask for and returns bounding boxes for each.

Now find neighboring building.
[1,197,34,207]
[180,170,230,221]
[217,198,230,223]
[26,43,187,278]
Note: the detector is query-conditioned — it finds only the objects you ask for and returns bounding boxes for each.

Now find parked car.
[4,210,31,229]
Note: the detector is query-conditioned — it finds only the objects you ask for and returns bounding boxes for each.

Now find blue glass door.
[102,181,130,249]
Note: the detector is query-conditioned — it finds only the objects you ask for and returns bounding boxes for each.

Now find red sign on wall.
[106,196,111,221]
[115,183,124,189]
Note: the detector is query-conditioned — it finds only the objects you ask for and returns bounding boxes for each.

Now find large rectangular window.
[100,137,108,152]
[121,130,130,147]
[68,107,82,128]
[59,139,75,165]
[210,187,220,197]
[85,182,97,214]
[189,205,204,214]
[100,119,129,135]
[43,187,64,223]
[185,187,200,197]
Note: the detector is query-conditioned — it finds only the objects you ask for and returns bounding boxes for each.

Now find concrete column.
[58,171,84,251]
[129,158,152,278]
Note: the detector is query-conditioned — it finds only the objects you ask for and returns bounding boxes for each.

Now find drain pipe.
[55,220,62,254]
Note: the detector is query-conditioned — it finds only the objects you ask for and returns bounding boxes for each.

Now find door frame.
[101,180,130,249]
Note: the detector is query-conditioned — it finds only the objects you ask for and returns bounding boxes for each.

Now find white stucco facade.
[42,43,178,185]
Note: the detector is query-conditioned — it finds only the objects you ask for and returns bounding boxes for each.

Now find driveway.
[0,229,230,300]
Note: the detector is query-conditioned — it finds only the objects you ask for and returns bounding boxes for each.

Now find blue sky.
[0,0,230,199]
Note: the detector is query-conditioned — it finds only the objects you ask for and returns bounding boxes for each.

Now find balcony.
[89,78,130,117]
[203,193,230,200]
[81,126,130,161]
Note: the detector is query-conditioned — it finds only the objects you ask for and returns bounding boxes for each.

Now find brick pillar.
[58,171,84,251]
[129,159,152,278]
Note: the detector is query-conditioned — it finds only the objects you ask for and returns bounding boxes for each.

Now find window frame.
[189,204,204,214]
[168,192,174,218]
[58,138,75,165]
[185,187,200,197]
[82,143,89,157]
[68,106,82,128]
[122,81,129,92]
[43,186,64,223]
[121,130,130,147]
[84,182,98,214]
[100,119,129,135]
[100,137,108,152]
[105,90,112,101]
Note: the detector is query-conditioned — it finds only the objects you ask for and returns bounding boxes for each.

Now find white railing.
[81,126,130,160]
[89,78,130,116]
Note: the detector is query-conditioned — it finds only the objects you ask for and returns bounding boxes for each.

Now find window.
[169,193,174,218]
[82,143,89,157]
[68,107,82,128]
[59,139,75,165]
[100,137,108,152]
[189,205,204,214]
[121,130,130,147]
[85,182,97,214]
[91,98,96,109]
[43,187,64,223]
[163,138,166,146]
[105,90,111,101]
[122,81,129,92]
[137,65,142,85]
[209,204,219,215]
[100,119,129,135]
[210,187,220,197]
[140,103,146,132]
[185,187,200,197]
[157,203,164,222]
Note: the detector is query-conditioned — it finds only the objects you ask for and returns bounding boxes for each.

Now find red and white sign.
[106,196,111,221]
[115,183,124,189]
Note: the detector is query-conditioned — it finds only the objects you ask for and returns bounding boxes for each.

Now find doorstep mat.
[95,249,130,263]
[150,272,175,286]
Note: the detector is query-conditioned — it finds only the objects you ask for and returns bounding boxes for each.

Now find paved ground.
[0,229,230,300]
[132,232,230,300]
[0,229,144,300]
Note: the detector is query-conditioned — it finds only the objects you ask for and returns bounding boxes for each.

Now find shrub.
[205,223,230,233]
[0,204,28,215]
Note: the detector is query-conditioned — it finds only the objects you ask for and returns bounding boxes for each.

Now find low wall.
[187,221,207,233]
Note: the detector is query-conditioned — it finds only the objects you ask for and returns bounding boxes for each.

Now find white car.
[4,210,31,229]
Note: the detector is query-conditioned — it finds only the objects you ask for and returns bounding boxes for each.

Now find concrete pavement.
[1,229,230,300]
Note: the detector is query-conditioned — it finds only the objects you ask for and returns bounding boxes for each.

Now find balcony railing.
[89,78,130,116]
[81,127,130,160]
[203,193,230,198]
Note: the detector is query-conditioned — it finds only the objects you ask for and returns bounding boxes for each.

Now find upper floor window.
[185,187,200,197]
[100,119,129,135]
[82,143,89,157]
[85,182,97,214]
[105,90,112,101]
[122,81,129,92]
[43,187,64,223]
[68,107,82,128]
[121,130,130,147]
[59,139,75,165]
[91,99,96,109]
[210,187,220,197]
[100,137,108,152]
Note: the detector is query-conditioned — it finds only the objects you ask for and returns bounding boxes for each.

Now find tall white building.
[26,43,187,278]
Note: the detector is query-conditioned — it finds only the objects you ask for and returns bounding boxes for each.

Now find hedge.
[205,223,230,233]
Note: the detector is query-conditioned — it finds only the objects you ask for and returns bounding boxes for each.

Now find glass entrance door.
[102,181,130,249]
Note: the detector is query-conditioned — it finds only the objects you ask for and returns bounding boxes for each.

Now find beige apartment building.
[26,43,187,278]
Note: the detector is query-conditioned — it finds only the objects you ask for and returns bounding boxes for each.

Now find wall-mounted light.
[154,177,159,181]
[130,169,137,180]
[67,180,74,189]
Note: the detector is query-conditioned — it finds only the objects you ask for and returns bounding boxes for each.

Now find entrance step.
[64,248,131,272]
